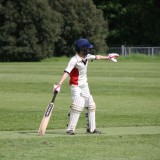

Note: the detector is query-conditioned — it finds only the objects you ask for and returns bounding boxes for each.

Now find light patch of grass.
[0,132,160,160]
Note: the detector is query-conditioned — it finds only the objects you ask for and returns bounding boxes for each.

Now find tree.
[49,0,108,56]
[0,0,62,61]
[93,0,160,46]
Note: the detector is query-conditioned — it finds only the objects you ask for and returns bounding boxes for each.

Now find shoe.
[86,129,101,134]
[66,130,75,135]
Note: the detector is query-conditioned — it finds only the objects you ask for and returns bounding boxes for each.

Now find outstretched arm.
[96,55,109,60]
[96,53,119,62]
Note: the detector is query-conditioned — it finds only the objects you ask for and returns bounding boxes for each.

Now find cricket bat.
[38,91,58,135]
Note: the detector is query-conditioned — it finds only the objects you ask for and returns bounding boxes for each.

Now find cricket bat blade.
[38,92,58,135]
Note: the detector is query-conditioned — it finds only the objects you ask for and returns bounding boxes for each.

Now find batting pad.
[66,109,81,132]
[88,110,96,132]
[71,96,85,112]
[88,95,96,110]
[85,108,90,130]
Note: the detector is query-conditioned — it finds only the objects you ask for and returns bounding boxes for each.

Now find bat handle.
[51,91,58,103]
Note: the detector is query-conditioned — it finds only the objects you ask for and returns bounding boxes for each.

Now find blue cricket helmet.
[75,38,93,51]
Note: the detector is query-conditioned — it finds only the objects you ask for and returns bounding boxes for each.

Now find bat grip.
[51,91,58,103]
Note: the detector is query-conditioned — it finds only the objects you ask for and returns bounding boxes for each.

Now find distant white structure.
[107,45,160,56]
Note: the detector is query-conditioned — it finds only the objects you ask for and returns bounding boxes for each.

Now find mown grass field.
[0,55,160,160]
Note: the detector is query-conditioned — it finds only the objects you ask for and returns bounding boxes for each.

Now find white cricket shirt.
[64,54,96,86]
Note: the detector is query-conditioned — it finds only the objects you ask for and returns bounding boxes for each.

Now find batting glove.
[108,53,119,62]
[53,84,61,93]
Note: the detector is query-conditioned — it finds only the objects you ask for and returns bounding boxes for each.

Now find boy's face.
[80,48,93,55]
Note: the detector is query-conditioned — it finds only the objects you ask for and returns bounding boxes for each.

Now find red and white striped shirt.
[64,54,96,86]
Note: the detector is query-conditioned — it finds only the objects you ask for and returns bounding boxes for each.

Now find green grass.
[0,55,160,160]
[0,128,160,160]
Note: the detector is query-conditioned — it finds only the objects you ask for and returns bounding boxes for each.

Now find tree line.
[0,0,159,61]
[93,0,160,47]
